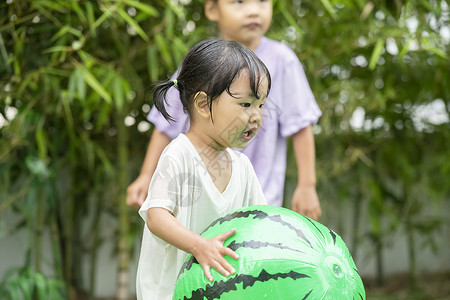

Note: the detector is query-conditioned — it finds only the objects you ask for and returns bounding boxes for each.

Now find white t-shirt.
[136,134,266,300]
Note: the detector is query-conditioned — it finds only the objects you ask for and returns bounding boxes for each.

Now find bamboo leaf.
[76,67,87,100]
[172,37,189,64]
[120,0,159,16]
[85,2,95,31]
[60,95,75,140]
[34,272,48,300]
[122,78,131,104]
[80,133,95,170]
[47,280,65,299]
[426,47,447,59]
[0,33,11,73]
[116,8,149,41]
[113,75,124,109]
[164,0,184,18]
[43,46,70,54]
[8,281,21,300]
[96,103,112,129]
[50,25,82,42]
[36,118,48,160]
[80,67,112,103]
[399,38,411,58]
[68,67,86,101]
[280,8,303,35]
[41,68,71,77]
[90,5,115,35]
[369,38,384,70]
[320,0,338,20]
[352,0,366,9]
[94,144,114,175]
[78,50,96,68]
[70,1,87,23]
[164,8,175,38]
[32,0,67,13]
[17,279,32,300]
[147,45,159,82]
[155,33,173,69]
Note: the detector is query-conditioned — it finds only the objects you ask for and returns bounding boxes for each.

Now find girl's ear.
[193,92,211,119]
[204,0,219,22]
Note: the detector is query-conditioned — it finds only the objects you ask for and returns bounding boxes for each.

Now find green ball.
[173,205,365,300]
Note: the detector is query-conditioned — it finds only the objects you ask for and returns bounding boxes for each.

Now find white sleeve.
[138,155,180,223]
[138,154,184,247]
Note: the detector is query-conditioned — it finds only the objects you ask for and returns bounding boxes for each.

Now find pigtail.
[153,79,178,122]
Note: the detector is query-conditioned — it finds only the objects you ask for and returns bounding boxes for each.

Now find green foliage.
[1,0,449,297]
[0,264,65,300]
[0,0,198,297]
[282,0,450,285]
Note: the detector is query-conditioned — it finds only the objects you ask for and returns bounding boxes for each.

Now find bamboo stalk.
[405,186,418,290]
[407,214,418,289]
[375,237,384,286]
[34,182,44,272]
[64,190,75,300]
[115,110,130,300]
[88,190,102,300]
[351,188,362,262]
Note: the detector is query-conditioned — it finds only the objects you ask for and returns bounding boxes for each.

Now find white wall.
[1,200,449,298]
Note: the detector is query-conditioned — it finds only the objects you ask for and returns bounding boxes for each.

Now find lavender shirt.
[148,37,321,207]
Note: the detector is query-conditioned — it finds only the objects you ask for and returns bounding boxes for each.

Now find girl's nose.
[245,2,260,16]
[249,107,262,123]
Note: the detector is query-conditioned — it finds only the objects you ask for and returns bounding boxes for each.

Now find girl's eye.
[259,103,264,108]
[241,103,251,108]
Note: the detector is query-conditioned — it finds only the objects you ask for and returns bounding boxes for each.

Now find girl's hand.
[291,185,321,221]
[126,173,151,210]
[191,228,239,282]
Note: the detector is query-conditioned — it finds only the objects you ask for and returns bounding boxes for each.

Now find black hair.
[153,38,271,122]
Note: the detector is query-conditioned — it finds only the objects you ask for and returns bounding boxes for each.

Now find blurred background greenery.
[0,0,449,299]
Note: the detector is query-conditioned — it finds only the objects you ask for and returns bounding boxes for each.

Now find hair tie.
[173,79,178,86]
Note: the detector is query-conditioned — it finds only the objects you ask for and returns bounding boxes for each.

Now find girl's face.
[210,70,268,149]
[206,0,273,51]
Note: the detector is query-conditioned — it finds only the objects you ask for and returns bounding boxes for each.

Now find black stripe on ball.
[302,216,326,240]
[201,210,312,247]
[226,240,306,254]
[182,269,311,300]
[329,229,337,245]
[302,289,312,299]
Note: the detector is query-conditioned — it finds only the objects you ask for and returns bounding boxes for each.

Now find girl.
[127,0,322,221]
[136,39,271,300]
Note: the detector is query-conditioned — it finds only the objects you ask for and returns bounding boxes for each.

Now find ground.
[364,272,450,300]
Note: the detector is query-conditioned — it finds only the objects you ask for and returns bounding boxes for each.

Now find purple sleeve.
[147,85,190,140]
[278,58,322,137]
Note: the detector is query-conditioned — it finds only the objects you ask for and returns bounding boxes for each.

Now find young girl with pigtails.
[136,38,271,300]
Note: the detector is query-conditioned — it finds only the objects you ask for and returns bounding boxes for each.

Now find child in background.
[136,39,270,299]
[127,0,322,220]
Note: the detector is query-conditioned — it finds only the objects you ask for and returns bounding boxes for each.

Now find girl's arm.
[147,207,239,281]
[291,125,322,220]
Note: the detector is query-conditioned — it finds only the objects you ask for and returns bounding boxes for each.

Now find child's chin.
[233,140,251,149]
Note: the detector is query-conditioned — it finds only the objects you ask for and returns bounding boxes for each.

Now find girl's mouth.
[244,23,260,30]
[241,128,256,141]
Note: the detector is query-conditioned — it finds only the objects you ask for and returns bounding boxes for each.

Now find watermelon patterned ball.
[173,205,365,300]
